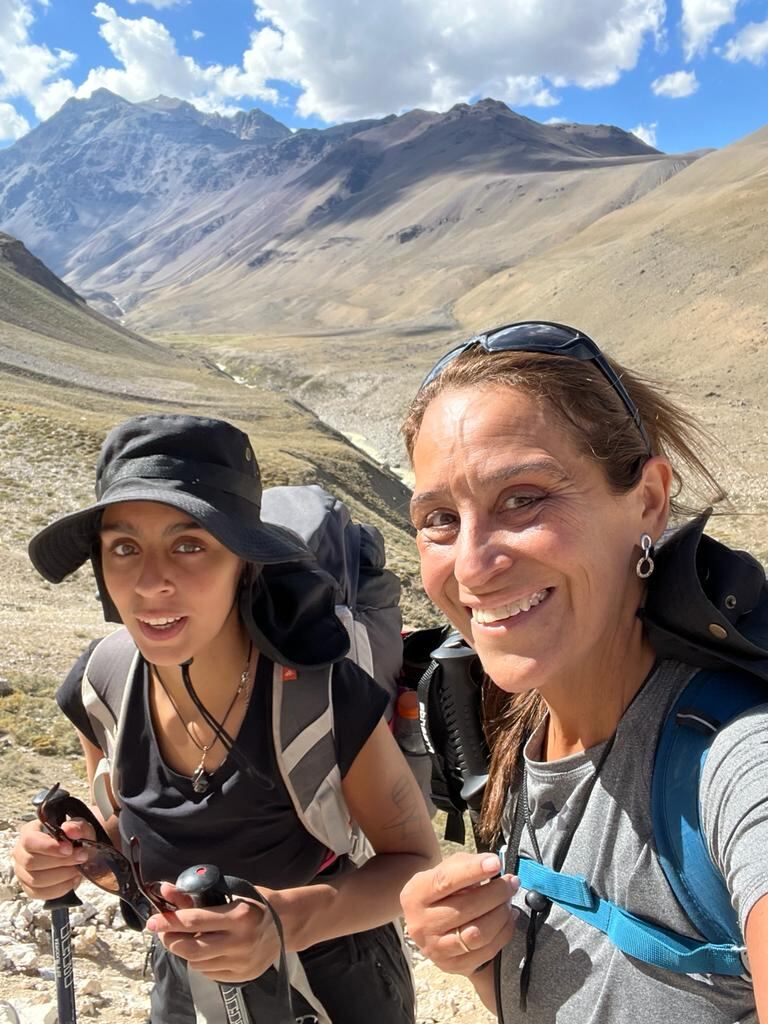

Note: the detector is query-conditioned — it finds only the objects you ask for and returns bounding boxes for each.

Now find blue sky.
[0,0,766,152]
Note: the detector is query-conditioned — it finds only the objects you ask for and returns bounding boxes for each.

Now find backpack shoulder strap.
[515,856,746,976]
[652,666,767,948]
[81,628,141,817]
[271,660,371,866]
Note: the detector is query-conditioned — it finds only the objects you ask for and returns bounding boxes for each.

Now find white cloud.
[191,29,204,41]
[0,0,78,119]
[0,0,671,134]
[681,0,741,59]
[723,18,768,63]
[248,0,666,121]
[651,69,699,96]
[74,4,279,112]
[125,0,189,8]
[631,121,658,146]
[0,99,30,140]
[545,117,569,124]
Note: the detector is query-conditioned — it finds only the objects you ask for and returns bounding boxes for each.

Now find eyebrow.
[99,520,203,537]
[410,458,570,510]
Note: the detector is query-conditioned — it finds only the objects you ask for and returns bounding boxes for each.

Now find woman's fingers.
[441,899,520,958]
[149,897,280,982]
[12,821,87,898]
[401,852,519,975]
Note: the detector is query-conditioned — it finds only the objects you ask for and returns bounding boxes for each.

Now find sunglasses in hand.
[36,782,175,927]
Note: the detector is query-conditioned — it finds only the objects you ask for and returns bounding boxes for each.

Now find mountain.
[0,92,693,332]
[453,122,768,397]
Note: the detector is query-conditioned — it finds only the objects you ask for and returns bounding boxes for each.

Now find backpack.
[401,626,489,846]
[82,484,404,866]
[411,510,768,976]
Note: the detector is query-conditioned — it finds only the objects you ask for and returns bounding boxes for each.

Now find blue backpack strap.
[516,857,745,976]
[652,667,767,948]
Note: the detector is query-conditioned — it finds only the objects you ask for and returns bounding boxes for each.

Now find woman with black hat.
[398,322,768,1022]
[13,413,439,1024]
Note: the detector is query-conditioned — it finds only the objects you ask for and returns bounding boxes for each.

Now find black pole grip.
[430,637,489,810]
[32,787,84,911]
[175,864,232,908]
[32,788,80,1024]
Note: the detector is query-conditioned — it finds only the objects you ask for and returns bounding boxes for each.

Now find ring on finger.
[455,926,472,955]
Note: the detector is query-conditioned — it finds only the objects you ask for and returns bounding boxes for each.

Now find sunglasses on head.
[419,320,653,457]
[36,783,175,926]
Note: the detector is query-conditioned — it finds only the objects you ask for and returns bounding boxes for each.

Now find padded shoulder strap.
[652,667,767,948]
[271,661,371,865]
[82,628,141,816]
[82,628,141,754]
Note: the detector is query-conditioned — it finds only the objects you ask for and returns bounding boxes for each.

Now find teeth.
[472,589,549,624]
[140,617,181,627]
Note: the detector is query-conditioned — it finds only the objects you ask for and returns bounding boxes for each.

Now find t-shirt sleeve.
[700,703,768,933]
[331,658,389,777]
[55,640,103,749]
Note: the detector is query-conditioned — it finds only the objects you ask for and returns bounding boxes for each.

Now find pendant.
[191,763,209,794]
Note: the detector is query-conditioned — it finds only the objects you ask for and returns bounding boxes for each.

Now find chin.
[472,646,547,695]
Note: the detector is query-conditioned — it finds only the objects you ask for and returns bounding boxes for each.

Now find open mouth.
[470,588,551,626]
[136,615,187,639]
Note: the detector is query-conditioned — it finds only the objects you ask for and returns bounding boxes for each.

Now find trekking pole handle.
[430,639,489,810]
[175,864,233,907]
[32,788,80,1024]
[31,789,83,912]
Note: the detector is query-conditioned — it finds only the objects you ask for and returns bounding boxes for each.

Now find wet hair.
[401,346,727,843]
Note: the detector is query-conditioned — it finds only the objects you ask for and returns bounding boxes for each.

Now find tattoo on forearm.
[383,773,424,842]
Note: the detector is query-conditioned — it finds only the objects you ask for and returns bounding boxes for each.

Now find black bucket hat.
[28,413,313,584]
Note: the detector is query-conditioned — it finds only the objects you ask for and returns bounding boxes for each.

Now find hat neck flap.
[640,510,768,682]
[239,564,351,669]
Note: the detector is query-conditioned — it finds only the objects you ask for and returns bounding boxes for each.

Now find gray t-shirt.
[498,660,768,1023]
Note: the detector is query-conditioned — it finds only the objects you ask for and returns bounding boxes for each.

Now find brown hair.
[402,346,726,844]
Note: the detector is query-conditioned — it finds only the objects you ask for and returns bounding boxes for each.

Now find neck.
[151,610,251,696]
[539,619,657,762]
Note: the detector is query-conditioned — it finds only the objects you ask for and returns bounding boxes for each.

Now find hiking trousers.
[148,921,416,1023]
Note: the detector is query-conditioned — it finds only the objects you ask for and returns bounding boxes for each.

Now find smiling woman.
[12,412,439,1024]
[399,322,768,1024]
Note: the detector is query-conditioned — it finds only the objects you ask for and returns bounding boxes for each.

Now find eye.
[174,540,204,554]
[109,541,138,557]
[416,508,459,542]
[501,494,541,512]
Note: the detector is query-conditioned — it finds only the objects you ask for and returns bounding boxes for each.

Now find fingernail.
[481,854,500,873]
[146,918,157,932]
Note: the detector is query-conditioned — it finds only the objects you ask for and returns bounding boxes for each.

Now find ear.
[636,456,674,542]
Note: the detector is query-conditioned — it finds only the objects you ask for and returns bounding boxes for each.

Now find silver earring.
[636,533,655,579]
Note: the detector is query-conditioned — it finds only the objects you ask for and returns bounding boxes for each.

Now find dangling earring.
[636,533,655,579]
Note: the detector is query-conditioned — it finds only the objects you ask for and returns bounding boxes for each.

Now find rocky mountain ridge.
[0,91,686,330]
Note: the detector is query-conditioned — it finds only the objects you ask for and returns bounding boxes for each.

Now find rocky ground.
[0,746,494,1024]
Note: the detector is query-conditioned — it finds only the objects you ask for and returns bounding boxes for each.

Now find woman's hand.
[401,851,519,977]
[146,883,281,984]
[12,818,96,902]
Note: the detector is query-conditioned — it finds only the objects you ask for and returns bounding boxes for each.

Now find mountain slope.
[0,232,421,613]
[0,93,695,333]
[452,123,768,394]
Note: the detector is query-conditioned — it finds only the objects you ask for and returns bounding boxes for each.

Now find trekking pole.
[32,788,82,1024]
[176,864,302,1024]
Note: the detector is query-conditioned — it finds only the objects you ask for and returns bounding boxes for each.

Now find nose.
[452,519,515,594]
[133,551,174,597]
